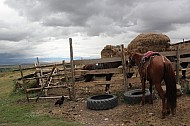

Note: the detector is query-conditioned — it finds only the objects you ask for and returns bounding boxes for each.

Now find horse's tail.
[164,61,177,112]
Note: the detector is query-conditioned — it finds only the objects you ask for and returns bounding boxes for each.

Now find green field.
[0,70,82,126]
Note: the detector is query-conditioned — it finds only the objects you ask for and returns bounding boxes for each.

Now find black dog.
[55,96,65,107]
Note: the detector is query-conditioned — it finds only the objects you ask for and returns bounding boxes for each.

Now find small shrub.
[182,83,190,94]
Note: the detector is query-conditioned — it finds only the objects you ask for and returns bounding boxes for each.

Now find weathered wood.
[19,65,29,102]
[159,51,177,56]
[178,49,190,55]
[26,85,68,92]
[28,95,69,100]
[180,57,190,62]
[63,60,71,99]
[176,46,180,84]
[121,44,128,91]
[84,68,122,74]
[14,62,68,71]
[80,81,111,86]
[36,65,56,102]
[74,57,122,65]
[35,57,44,86]
[159,50,190,57]
[69,38,76,101]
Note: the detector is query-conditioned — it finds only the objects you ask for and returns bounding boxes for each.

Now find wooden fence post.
[121,44,128,91]
[62,60,71,99]
[69,38,76,101]
[19,65,29,102]
[176,45,180,84]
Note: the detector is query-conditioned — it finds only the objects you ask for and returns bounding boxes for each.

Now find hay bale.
[127,33,170,53]
[101,45,125,58]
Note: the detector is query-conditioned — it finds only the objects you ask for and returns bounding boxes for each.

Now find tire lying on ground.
[87,94,118,110]
[124,89,152,104]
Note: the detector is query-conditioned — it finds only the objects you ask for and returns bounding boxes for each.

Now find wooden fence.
[17,38,190,102]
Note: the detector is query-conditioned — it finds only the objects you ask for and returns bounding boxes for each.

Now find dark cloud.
[5,0,190,37]
[0,52,29,65]
[1,0,190,64]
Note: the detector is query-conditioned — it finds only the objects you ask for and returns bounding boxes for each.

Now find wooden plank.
[159,51,177,56]
[179,49,190,55]
[180,57,190,62]
[36,65,57,102]
[74,57,122,65]
[176,46,180,84]
[14,63,67,71]
[85,68,122,74]
[79,81,111,86]
[159,50,190,57]
[26,85,68,92]
[28,95,69,100]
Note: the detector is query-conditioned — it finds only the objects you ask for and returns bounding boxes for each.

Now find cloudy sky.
[0,0,190,64]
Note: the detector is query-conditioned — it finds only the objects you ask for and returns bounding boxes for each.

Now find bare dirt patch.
[25,72,190,126]
[35,93,190,126]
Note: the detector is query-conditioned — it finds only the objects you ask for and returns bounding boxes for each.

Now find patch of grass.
[0,71,82,126]
[0,68,13,72]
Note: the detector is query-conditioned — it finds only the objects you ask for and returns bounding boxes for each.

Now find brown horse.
[128,51,177,118]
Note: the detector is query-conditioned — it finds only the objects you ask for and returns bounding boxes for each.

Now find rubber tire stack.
[123,89,151,104]
[87,94,118,110]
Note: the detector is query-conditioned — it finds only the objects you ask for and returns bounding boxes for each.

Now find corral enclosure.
[16,37,190,102]
[14,37,190,126]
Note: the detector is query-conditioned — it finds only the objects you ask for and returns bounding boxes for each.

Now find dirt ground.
[34,72,190,126]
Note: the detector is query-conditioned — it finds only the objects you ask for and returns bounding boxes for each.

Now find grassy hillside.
[0,71,82,126]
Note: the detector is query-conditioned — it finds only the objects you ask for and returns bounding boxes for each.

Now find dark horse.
[128,51,177,118]
[82,61,122,93]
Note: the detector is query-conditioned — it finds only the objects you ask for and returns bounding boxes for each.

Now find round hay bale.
[101,45,128,58]
[101,45,123,58]
[101,49,114,58]
[127,33,170,53]
[104,45,113,50]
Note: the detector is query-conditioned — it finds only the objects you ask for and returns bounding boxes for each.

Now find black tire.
[87,94,118,110]
[124,89,151,104]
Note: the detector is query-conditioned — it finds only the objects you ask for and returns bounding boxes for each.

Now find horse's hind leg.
[149,81,153,104]
[84,74,94,82]
[166,101,171,115]
[141,78,146,106]
[155,83,167,119]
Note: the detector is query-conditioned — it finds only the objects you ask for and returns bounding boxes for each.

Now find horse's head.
[128,52,136,67]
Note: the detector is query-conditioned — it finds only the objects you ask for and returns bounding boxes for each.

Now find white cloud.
[0,0,190,64]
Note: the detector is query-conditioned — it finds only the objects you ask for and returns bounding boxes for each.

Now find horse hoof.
[105,91,111,94]
[140,101,145,106]
[171,111,176,115]
[160,113,166,119]
[160,115,165,119]
[166,110,170,116]
[149,100,153,104]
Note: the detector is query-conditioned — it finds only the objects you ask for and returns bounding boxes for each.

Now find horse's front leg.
[105,84,110,94]
[105,74,113,94]
[141,78,146,106]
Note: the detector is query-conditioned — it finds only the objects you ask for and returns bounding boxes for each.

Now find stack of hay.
[101,45,127,58]
[127,33,170,53]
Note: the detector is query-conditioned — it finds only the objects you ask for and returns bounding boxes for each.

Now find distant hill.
[0,56,97,65]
